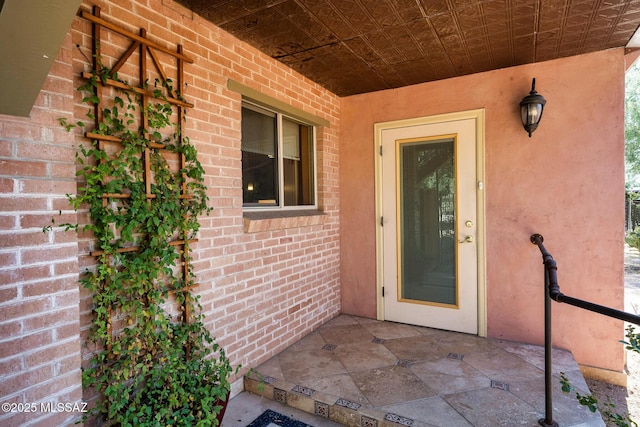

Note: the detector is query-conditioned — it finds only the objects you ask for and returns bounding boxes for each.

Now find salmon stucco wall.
[0,0,342,425]
[340,48,626,373]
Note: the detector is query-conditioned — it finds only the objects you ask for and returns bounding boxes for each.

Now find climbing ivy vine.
[52,66,237,426]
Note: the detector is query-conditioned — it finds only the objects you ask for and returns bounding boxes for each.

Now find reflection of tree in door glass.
[400,138,456,305]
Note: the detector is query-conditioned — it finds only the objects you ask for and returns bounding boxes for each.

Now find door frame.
[374,109,487,337]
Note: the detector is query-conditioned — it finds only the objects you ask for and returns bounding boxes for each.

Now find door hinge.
[379,145,383,156]
[382,286,385,297]
[380,216,384,226]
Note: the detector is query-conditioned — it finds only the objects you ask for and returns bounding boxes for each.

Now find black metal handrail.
[530,233,640,427]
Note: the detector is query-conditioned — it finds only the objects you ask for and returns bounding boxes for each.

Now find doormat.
[246,409,313,427]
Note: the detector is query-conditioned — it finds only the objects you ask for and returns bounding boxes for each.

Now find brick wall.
[0,30,83,427]
[0,0,341,425]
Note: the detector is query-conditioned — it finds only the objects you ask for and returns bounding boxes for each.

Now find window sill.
[243,209,327,233]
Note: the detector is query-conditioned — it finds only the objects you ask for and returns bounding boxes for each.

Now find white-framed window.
[241,101,316,208]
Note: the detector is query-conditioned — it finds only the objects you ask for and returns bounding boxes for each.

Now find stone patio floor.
[223,314,604,427]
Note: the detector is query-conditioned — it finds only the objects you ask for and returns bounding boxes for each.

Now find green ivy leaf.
[58,50,233,427]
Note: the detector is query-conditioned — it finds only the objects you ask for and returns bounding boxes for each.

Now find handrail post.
[532,234,559,427]
[531,233,640,426]
[541,254,559,427]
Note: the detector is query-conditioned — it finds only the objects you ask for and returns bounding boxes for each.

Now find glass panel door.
[379,113,481,335]
[399,138,456,306]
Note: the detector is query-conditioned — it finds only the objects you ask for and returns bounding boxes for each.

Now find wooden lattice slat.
[80,72,193,108]
[83,5,198,346]
[81,9,194,63]
[89,239,199,257]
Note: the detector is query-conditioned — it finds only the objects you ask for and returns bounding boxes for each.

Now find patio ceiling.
[176,0,640,96]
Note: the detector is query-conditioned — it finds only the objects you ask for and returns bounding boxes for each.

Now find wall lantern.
[519,78,546,137]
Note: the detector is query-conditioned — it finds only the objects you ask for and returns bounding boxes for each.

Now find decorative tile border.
[263,375,277,384]
[385,412,414,426]
[361,415,378,427]
[292,384,316,397]
[396,359,413,368]
[447,352,464,360]
[274,388,287,404]
[322,343,337,351]
[490,380,510,391]
[371,337,386,344]
[335,397,361,410]
[245,358,412,427]
[315,401,329,418]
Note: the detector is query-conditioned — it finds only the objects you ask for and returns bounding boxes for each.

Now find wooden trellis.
[81,6,198,342]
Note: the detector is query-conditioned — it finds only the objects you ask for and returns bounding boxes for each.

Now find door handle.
[459,235,474,243]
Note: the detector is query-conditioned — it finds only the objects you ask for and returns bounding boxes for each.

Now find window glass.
[242,102,316,208]
[282,118,314,206]
[242,105,277,205]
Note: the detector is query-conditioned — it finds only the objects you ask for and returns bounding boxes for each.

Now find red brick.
[0,215,16,230]
[0,160,48,178]
[0,177,14,192]
[0,356,23,376]
[53,258,78,276]
[49,162,76,179]
[23,369,81,400]
[18,179,77,195]
[3,364,53,393]
[24,339,79,370]
[0,121,44,140]
[3,294,55,316]
[19,212,76,229]
[0,264,51,287]
[0,231,49,249]
[0,286,18,304]
[0,269,17,286]
[0,330,53,360]
[0,140,13,157]
[52,229,80,244]
[24,308,78,333]
[48,125,77,144]
[22,278,75,298]
[0,411,31,427]
[0,196,49,212]
[28,411,82,427]
[53,289,80,309]
[54,322,81,342]
[0,319,21,339]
